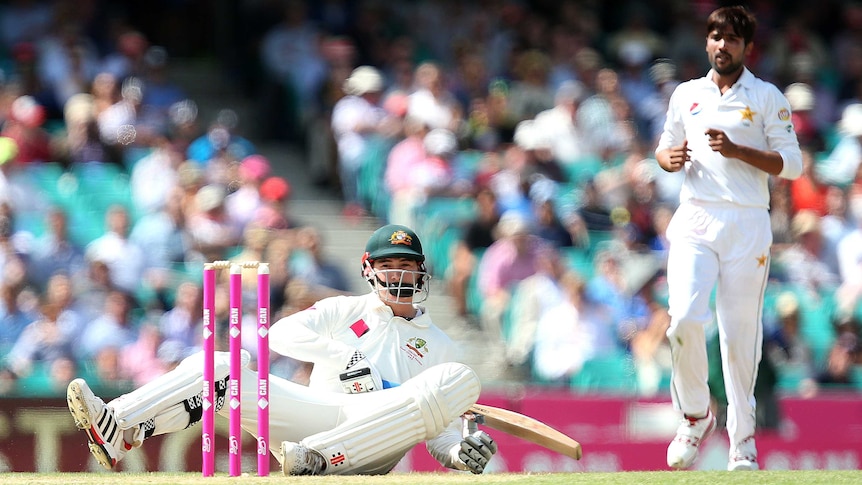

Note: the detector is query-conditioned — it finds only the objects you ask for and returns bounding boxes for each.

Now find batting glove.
[453,430,497,474]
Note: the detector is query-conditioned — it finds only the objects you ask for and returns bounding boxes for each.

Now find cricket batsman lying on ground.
[66,224,497,475]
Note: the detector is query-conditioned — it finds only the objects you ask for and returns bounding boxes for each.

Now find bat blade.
[469,403,582,460]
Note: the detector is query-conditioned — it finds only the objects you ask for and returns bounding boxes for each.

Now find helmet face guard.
[361,258,431,304]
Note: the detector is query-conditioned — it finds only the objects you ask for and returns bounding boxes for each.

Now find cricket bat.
[468,403,582,460]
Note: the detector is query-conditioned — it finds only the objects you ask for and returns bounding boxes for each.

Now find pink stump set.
[201,261,270,477]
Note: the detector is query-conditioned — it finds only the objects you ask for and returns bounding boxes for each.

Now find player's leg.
[664,204,720,469]
[715,207,771,471]
[281,362,480,475]
[67,350,238,469]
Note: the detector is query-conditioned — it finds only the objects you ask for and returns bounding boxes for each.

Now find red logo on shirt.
[689,103,702,115]
[350,319,369,338]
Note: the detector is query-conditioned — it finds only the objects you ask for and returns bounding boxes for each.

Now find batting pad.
[111,350,248,429]
[302,362,480,475]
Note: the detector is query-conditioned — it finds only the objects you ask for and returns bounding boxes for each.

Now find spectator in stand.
[0,257,36,353]
[331,65,389,218]
[407,62,463,132]
[29,207,86,290]
[138,46,187,134]
[129,186,190,309]
[578,68,629,162]
[789,147,829,216]
[129,130,184,215]
[506,50,555,122]
[100,30,150,82]
[531,80,590,165]
[185,184,242,262]
[0,95,52,167]
[119,322,169,388]
[476,211,551,340]
[254,175,295,230]
[504,247,568,373]
[777,210,839,299]
[578,178,614,232]
[35,20,101,116]
[533,198,573,248]
[384,115,430,221]
[816,329,860,387]
[784,83,824,152]
[225,154,271,229]
[84,205,147,296]
[764,291,817,397]
[447,187,500,318]
[821,185,854,278]
[769,181,795,252]
[158,280,202,359]
[186,109,256,168]
[289,226,350,293]
[76,289,138,361]
[531,271,616,384]
[818,103,862,186]
[389,127,460,229]
[4,300,76,387]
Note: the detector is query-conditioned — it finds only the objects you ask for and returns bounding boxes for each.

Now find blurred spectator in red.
[790,148,828,216]
[0,95,51,167]
[254,175,294,230]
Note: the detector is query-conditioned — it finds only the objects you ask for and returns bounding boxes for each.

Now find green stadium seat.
[568,350,638,395]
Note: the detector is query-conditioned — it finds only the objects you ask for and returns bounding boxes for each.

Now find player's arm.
[269,297,355,371]
[703,129,786,175]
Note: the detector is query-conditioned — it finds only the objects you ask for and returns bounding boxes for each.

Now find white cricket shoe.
[67,378,130,470]
[728,436,758,471]
[666,409,716,469]
[281,441,326,476]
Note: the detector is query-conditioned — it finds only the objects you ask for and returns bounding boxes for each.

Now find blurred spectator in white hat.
[817,103,862,186]
[784,83,824,151]
[532,80,591,164]
[331,65,391,219]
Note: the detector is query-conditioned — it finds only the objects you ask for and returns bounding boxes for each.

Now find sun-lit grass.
[2,471,861,485]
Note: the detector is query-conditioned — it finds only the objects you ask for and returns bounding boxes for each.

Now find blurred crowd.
[1,0,861,399]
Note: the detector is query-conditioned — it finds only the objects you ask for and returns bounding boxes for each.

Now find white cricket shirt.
[656,68,803,208]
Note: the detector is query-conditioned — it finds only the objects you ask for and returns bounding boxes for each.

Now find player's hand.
[705,128,740,157]
[660,140,689,172]
[453,430,497,474]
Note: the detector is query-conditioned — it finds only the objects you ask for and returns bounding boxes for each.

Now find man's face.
[371,257,425,303]
[706,28,751,76]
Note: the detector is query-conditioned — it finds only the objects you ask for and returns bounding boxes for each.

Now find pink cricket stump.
[257,263,270,476]
[228,264,242,476]
[202,264,216,477]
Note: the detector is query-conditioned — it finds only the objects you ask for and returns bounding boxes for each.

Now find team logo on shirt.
[689,103,702,115]
[740,106,756,125]
[756,253,768,268]
[403,337,429,364]
[389,230,413,246]
[778,108,790,121]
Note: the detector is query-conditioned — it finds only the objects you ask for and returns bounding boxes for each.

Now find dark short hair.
[706,5,757,45]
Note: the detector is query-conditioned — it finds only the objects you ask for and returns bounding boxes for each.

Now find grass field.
[2,471,861,485]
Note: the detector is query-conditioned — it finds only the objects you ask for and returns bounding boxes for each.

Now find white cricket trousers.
[664,201,771,446]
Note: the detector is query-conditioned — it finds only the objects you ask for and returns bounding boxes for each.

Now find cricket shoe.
[728,436,758,471]
[67,378,131,470]
[281,441,326,475]
[666,409,716,469]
